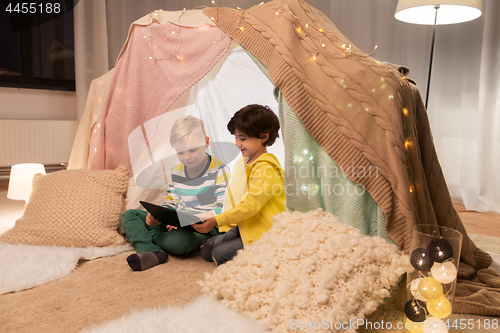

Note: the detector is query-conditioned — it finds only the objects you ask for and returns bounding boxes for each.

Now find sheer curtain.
[73,0,500,213]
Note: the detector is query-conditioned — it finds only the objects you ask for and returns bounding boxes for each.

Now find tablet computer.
[139,201,202,231]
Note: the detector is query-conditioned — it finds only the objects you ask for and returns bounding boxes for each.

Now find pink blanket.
[88,22,231,171]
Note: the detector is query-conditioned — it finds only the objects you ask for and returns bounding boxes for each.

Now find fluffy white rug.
[0,190,25,235]
[0,242,132,294]
[0,190,133,294]
[81,295,269,333]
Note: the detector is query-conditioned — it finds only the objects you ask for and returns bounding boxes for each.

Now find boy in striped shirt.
[122,116,230,271]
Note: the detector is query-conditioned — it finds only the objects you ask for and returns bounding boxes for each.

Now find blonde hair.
[169,116,207,147]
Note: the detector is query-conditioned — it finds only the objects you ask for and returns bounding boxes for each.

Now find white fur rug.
[0,242,132,294]
[0,190,133,294]
[0,190,25,235]
[81,295,269,333]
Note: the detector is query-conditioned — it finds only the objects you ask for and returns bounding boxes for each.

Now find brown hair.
[227,104,280,146]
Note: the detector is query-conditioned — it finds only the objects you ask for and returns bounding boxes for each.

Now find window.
[0,0,77,91]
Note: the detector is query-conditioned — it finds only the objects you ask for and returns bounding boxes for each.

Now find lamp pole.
[425,4,440,110]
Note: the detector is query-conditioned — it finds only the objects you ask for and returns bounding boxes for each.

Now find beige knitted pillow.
[1,166,128,247]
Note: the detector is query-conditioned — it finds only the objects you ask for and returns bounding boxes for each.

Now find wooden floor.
[453,202,500,238]
[0,178,498,237]
[0,178,8,192]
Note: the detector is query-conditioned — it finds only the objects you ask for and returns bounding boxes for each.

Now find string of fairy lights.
[138,7,455,330]
[144,0,414,198]
[138,5,455,332]
[145,0,377,62]
[238,0,378,61]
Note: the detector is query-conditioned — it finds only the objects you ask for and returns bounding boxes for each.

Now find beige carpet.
[468,233,500,255]
[0,190,499,332]
[1,246,498,333]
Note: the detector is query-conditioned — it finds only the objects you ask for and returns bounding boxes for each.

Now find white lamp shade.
[7,163,46,202]
[395,0,482,25]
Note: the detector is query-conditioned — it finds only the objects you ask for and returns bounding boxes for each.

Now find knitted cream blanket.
[203,0,491,271]
[200,209,409,332]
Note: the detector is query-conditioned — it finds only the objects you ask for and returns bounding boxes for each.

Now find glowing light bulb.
[409,278,427,302]
[422,317,448,333]
[293,155,303,163]
[418,277,443,301]
[405,316,425,333]
[309,184,319,194]
[430,261,457,284]
[427,296,452,319]
[403,108,409,116]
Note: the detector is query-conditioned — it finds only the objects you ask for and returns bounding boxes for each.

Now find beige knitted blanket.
[204,0,491,279]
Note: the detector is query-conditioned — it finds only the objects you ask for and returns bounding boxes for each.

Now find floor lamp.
[395,0,482,109]
[7,163,46,204]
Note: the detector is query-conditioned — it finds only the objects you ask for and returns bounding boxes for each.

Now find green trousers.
[121,209,215,255]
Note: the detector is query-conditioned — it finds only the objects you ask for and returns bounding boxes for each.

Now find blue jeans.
[200,226,243,265]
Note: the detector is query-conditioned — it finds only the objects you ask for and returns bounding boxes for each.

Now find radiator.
[0,119,77,167]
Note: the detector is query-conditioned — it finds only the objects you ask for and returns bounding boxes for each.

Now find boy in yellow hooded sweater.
[192,104,285,265]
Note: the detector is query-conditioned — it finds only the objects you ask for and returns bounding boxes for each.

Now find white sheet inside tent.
[130,40,284,191]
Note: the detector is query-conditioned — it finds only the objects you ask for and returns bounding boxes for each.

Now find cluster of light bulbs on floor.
[405,238,457,333]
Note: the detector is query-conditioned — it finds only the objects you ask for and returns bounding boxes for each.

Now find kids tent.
[69,0,496,317]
